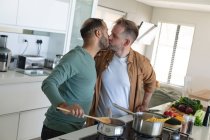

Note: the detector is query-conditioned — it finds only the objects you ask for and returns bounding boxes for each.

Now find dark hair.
[80,18,104,39]
[115,18,139,42]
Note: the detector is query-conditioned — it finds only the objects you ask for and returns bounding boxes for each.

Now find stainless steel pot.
[132,112,164,136]
[97,118,125,137]
[113,103,164,137]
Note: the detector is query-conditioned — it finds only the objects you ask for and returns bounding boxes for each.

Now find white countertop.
[50,103,210,140]
[0,69,49,85]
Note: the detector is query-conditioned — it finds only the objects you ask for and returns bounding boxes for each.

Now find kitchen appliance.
[17,55,45,69]
[0,35,12,72]
[80,121,193,140]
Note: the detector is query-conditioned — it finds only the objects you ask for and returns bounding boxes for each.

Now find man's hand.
[136,104,148,112]
[136,92,153,112]
[58,103,84,118]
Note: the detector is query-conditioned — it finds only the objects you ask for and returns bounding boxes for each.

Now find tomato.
[164,111,170,116]
[168,111,173,117]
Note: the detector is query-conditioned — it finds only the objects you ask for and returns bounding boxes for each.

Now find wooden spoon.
[56,107,112,124]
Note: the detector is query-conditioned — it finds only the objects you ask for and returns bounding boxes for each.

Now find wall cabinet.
[17,0,70,32]
[0,0,70,32]
[0,113,19,140]
[66,0,98,51]
[17,108,48,140]
[0,0,18,25]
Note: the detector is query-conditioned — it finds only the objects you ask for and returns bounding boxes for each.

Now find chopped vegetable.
[194,110,205,126]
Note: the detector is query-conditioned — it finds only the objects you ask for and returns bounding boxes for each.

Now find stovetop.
[80,122,193,140]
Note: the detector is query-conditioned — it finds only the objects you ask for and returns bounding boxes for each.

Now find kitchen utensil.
[132,112,164,136]
[56,107,112,124]
[112,103,160,114]
[97,118,125,137]
[113,103,164,137]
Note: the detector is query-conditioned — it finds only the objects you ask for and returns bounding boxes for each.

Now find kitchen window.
[151,22,194,86]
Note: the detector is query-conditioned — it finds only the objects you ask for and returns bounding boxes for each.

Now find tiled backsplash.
[0,31,49,57]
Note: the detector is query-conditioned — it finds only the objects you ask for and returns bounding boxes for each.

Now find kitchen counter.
[50,103,210,140]
[0,69,50,85]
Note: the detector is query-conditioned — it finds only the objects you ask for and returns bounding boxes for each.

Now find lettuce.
[194,110,205,126]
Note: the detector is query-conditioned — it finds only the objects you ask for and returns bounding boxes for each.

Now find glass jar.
[52,54,63,69]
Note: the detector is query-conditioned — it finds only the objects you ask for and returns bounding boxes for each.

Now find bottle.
[52,54,63,69]
[186,116,195,134]
[180,115,190,133]
[203,106,210,127]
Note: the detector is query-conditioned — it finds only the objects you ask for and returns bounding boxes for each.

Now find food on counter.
[164,117,182,129]
[177,104,186,112]
[145,116,170,123]
[172,97,203,115]
[164,107,184,122]
[194,109,205,126]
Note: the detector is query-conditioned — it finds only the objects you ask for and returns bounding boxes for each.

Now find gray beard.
[99,36,108,49]
[109,45,118,52]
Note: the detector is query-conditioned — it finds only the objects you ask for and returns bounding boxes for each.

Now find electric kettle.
[0,35,12,72]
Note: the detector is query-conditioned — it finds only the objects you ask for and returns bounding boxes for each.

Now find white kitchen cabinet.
[0,113,19,140]
[17,0,70,32]
[0,82,50,115]
[0,0,18,25]
[17,108,48,140]
[66,0,98,51]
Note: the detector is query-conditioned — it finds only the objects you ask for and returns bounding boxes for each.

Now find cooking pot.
[132,112,164,136]
[97,118,126,137]
[113,103,164,137]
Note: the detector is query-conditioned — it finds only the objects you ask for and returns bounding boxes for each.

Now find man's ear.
[95,30,101,38]
[124,39,131,46]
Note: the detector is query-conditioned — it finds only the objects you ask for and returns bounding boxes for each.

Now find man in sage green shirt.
[41,18,109,140]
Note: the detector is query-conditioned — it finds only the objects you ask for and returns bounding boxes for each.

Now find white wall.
[98,0,153,54]
[0,32,49,57]
[148,8,210,92]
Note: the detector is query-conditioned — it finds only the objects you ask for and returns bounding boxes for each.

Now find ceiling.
[136,0,210,12]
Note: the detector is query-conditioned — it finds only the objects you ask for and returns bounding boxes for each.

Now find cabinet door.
[0,113,19,140]
[17,108,48,140]
[67,0,95,50]
[17,0,70,32]
[0,82,50,115]
[0,0,18,25]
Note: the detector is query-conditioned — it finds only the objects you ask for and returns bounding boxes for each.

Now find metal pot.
[97,118,125,137]
[132,112,164,136]
[113,103,164,137]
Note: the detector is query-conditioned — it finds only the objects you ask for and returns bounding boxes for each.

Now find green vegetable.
[172,97,203,115]
[194,110,205,126]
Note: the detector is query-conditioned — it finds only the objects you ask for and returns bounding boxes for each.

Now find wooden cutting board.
[189,89,210,102]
